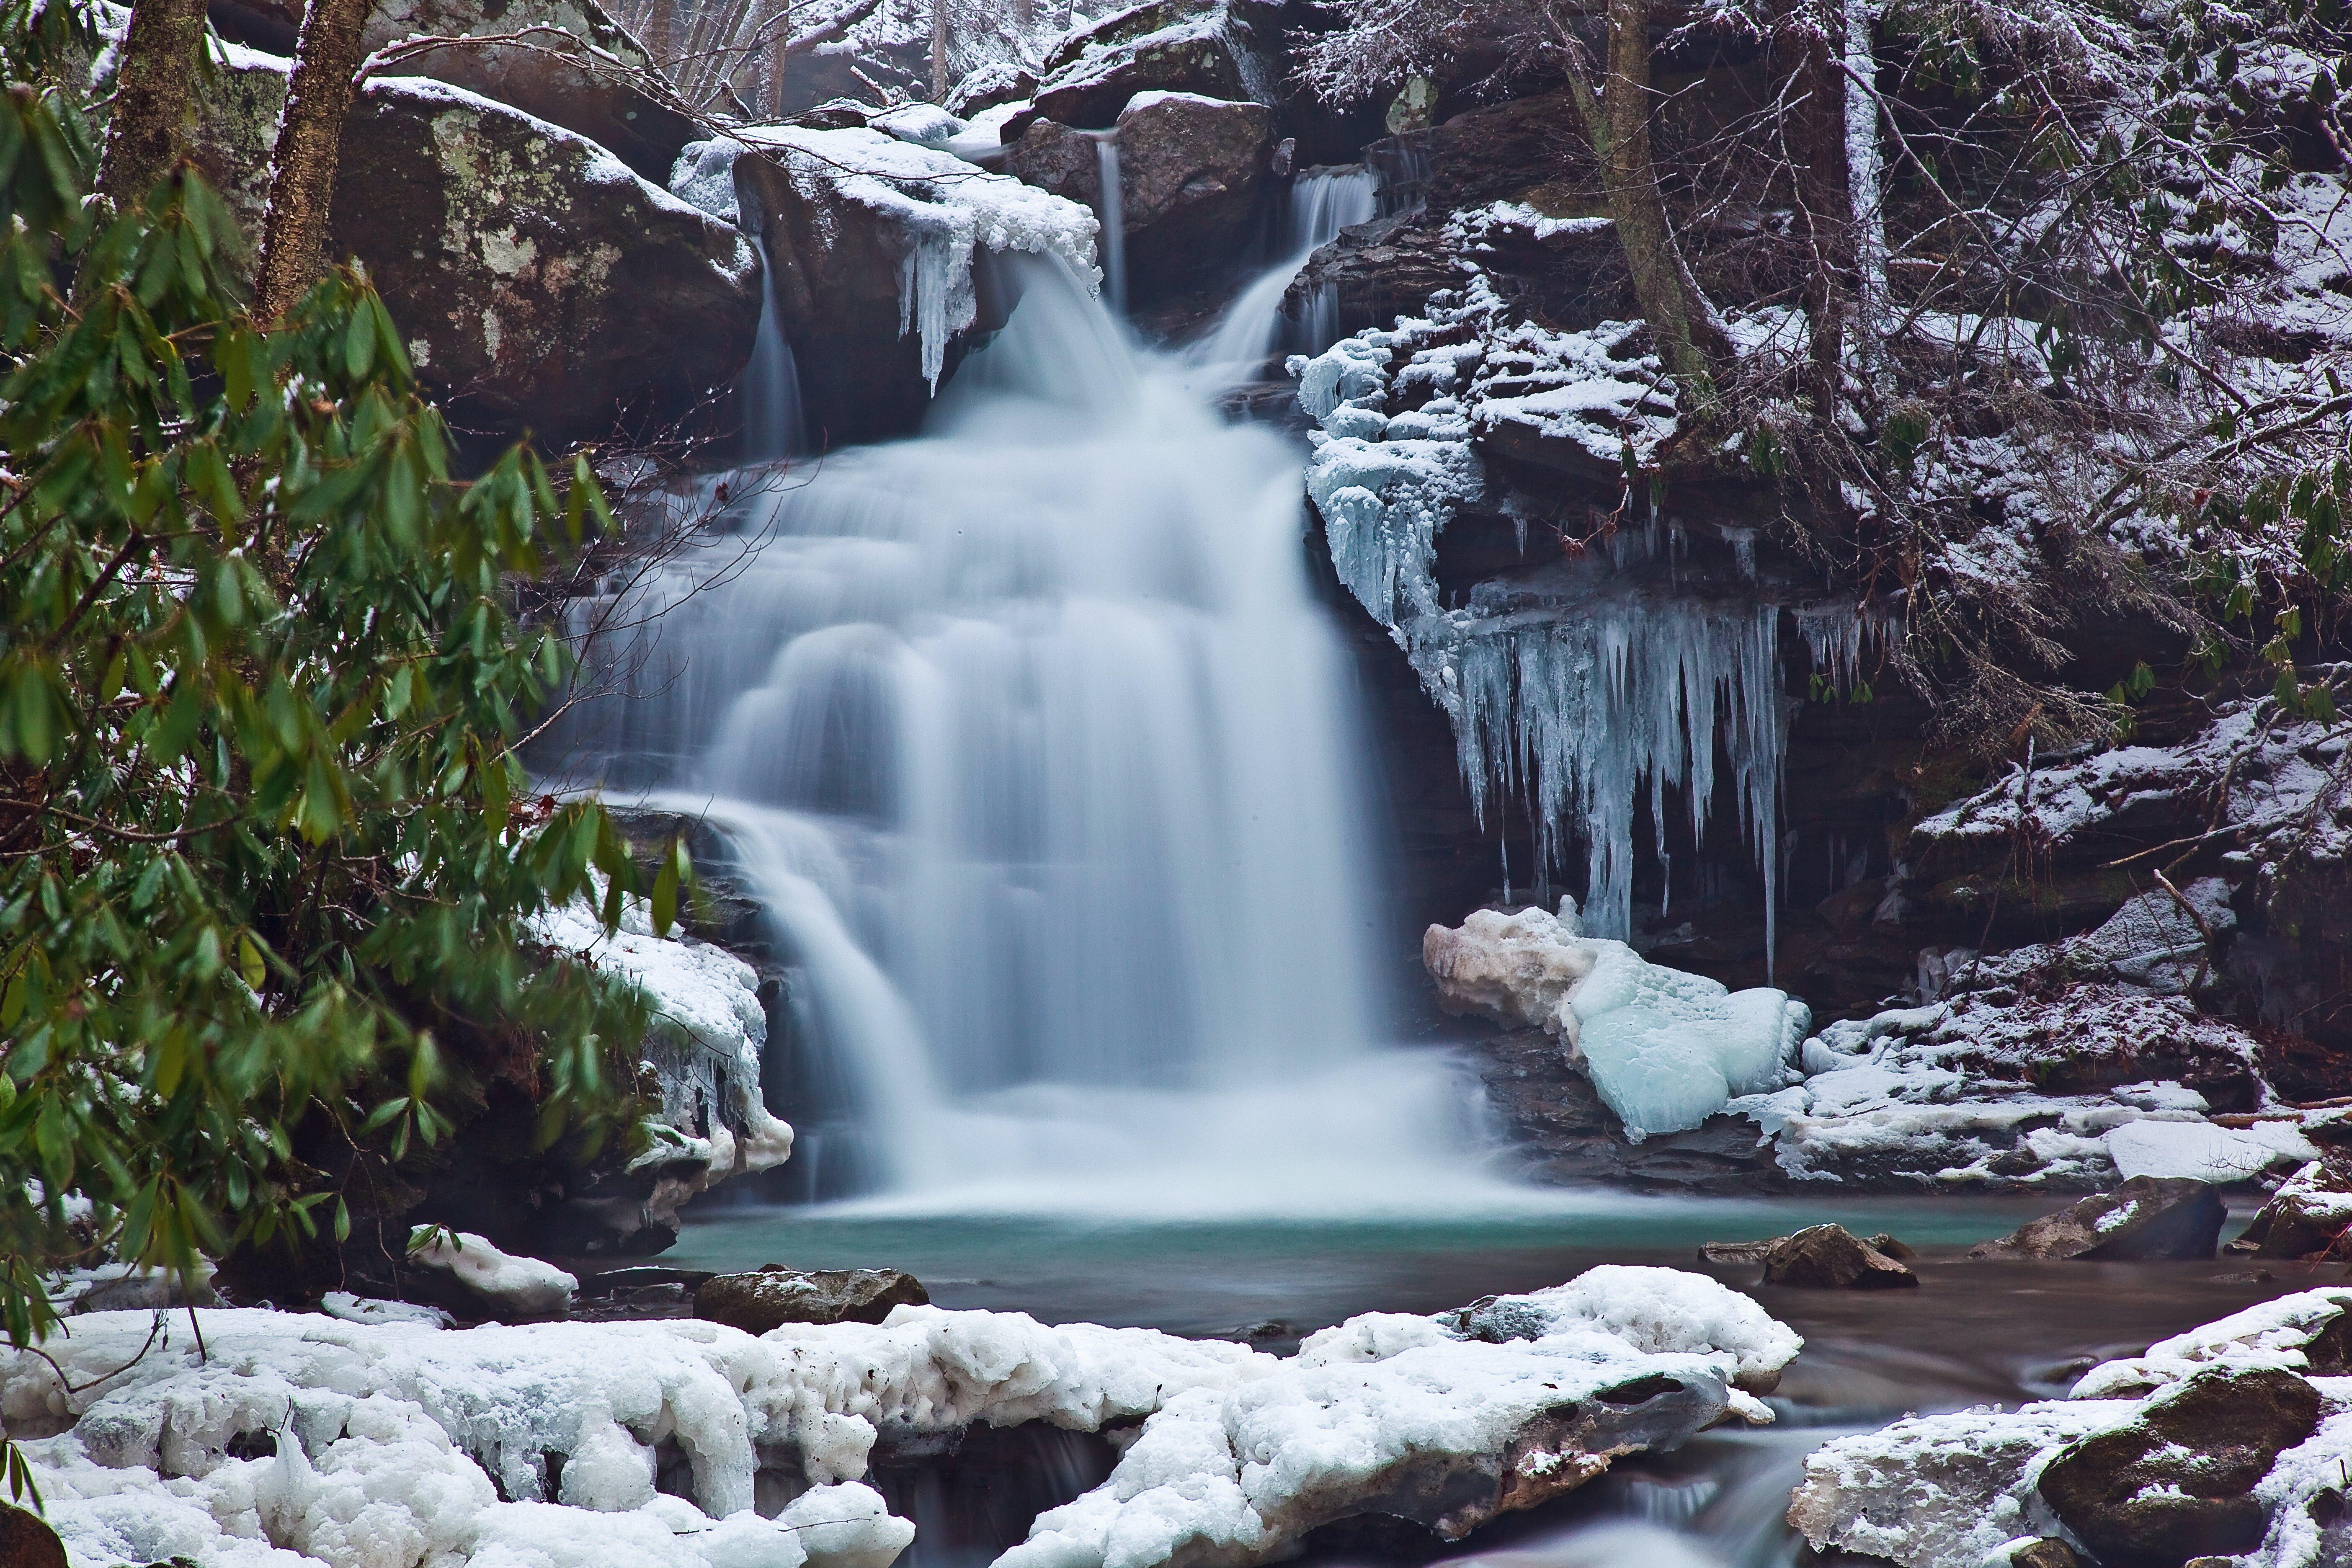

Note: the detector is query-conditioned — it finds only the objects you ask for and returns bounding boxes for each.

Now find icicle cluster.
[1294,290,1873,951]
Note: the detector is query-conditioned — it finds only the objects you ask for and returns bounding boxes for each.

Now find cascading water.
[1192,165,1378,379]
[1093,136,1127,316]
[554,254,1497,1210]
[738,235,806,462]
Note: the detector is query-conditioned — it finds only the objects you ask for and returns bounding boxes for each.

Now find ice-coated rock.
[1002,1267,1795,1568]
[1422,902,1809,1140]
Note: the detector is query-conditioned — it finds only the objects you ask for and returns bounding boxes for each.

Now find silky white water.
[1191,165,1378,381]
[558,253,1514,1210]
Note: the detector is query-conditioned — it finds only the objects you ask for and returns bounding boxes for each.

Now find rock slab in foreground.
[2037,1367,2322,1567]
[1967,1176,2226,1261]
[10,1266,1794,1568]
[696,1267,930,1332]
[1790,1286,2352,1568]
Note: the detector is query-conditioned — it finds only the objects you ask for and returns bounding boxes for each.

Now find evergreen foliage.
[0,6,678,1400]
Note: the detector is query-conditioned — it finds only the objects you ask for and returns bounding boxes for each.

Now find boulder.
[1022,1,1256,132]
[1282,213,1466,342]
[2037,1367,2322,1568]
[207,0,696,180]
[185,52,761,450]
[2010,1542,2080,1568]
[333,81,761,449]
[2231,1157,2352,1259]
[1005,92,1271,299]
[73,1272,219,1313]
[714,129,1096,445]
[694,1266,930,1332]
[405,1228,579,1321]
[1967,1176,2226,1261]
[1756,1225,1919,1289]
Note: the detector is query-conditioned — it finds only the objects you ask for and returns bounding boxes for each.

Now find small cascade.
[739,235,806,462]
[545,253,1529,1210]
[1191,165,1378,381]
[1092,134,1127,315]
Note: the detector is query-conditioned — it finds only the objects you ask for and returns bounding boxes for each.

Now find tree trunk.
[930,0,949,103]
[95,0,211,209]
[1841,0,1887,374]
[1562,0,1727,393]
[1790,0,1853,418]
[252,0,379,323]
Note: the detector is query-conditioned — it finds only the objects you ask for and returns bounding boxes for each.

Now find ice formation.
[1789,1289,2352,1568]
[532,893,795,1186]
[668,129,1100,387]
[8,1270,1795,1568]
[1292,276,1861,945]
[1424,904,1809,1137]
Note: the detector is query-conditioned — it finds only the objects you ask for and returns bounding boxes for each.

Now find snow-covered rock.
[1424,903,1808,1139]
[1001,1269,1794,1568]
[530,893,793,1249]
[8,1270,1796,1568]
[1789,1290,2352,1568]
[407,1229,580,1319]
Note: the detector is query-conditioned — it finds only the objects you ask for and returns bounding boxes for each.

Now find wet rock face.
[1006,94,1272,300]
[332,83,762,449]
[1968,1176,2226,1261]
[2037,1367,2323,1568]
[695,1267,931,1332]
[1755,1225,1919,1289]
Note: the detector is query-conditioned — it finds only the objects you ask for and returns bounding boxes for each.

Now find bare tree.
[604,0,883,117]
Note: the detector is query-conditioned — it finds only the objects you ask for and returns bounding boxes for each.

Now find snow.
[2103,1117,2317,1182]
[1424,903,1808,1139]
[1000,1268,1793,1568]
[694,127,1101,389]
[320,1292,454,1329]
[9,1271,1795,1568]
[407,1228,579,1318]
[2069,1287,2352,1398]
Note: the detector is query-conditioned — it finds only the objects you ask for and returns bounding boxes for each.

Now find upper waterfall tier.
[546,256,1440,1198]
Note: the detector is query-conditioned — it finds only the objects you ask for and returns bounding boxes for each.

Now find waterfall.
[739,235,806,463]
[1093,135,1127,316]
[553,254,1501,1208]
[1191,165,1378,382]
